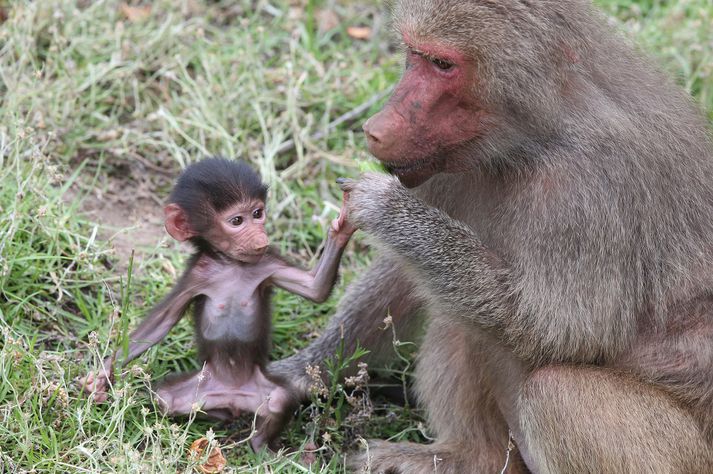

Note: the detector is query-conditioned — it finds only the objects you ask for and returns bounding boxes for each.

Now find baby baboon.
[84,158,355,450]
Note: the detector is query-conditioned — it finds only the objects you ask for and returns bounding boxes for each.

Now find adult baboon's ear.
[164,203,196,242]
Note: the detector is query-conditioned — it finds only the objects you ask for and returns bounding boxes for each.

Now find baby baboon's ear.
[164,203,196,242]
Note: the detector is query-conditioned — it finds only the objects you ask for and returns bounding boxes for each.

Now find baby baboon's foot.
[154,388,174,415]
[266,385,293,414]
[348,440,461,474]
[248,386,298,452]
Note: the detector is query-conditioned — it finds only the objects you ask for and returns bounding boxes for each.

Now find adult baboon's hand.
[337,173,405,233]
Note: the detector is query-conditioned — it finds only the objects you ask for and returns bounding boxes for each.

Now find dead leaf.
[188,438,227,473]
[347,26,372,40]
[96,129,120,142]
[119,3,151,23]
[316,9,339,33]
[182,0,204,18]
[287,6,303,21]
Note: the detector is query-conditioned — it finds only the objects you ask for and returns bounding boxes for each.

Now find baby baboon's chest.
[197,263,269,343]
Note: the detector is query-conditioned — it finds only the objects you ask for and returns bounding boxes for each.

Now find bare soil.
[69,160,177,273]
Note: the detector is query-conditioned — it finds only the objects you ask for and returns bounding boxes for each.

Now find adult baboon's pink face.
[363,36,486,187]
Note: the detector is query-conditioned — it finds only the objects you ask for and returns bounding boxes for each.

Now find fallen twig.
[275,85,395,155]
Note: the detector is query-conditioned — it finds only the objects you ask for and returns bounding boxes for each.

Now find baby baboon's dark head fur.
[168,157,268,233]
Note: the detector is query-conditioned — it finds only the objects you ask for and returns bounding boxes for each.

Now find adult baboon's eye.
[431,57,454,71]
[229,216,243,226]
[253,209,263,219]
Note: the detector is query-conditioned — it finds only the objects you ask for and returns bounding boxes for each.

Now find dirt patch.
[69,161,178,274]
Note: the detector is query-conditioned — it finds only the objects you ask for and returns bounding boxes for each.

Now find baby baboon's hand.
[330,184,358,246]
[82,359,113,403]
[82,371,109,403]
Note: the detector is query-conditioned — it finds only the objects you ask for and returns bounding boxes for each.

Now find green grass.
[0,0,711,472]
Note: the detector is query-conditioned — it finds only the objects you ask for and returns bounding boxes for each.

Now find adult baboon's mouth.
[384,156,443,187]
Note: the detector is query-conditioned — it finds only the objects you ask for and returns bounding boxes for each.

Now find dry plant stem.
[499,430,515,474]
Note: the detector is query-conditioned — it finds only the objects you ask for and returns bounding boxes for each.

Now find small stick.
[275,85,394,155]
[500,430,516,474]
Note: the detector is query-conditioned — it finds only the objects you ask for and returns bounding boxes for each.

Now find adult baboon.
[274,0,713,472]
